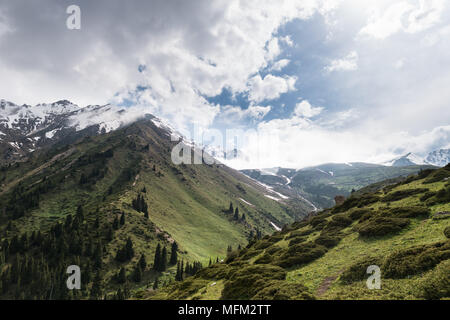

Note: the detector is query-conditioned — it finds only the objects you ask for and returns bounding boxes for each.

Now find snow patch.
[264,194,281,201]
[239,198,254,207]
[269,221,281,231]
[45,129,59,139]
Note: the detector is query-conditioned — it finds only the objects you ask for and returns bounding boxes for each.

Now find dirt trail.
[316,269,344,297]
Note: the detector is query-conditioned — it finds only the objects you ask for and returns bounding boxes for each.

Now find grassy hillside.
[147,165,450,300]
[0,119,312,299]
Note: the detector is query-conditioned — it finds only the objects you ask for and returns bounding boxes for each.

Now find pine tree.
[106,226,114,242]
[234,207,239,220]
[175,261,182,281]
[113,216,119,230]
[125,238,134,260]
[93,242,103,269]
[161,247,167,271]
[153,243,161,271]
[90,272,103,300]
[79,173,88,185]
[116,288,125,300]
[139,254,147,270]
[132,265,142,283]
[169,242,178,265]
[94,217,100,229]
[229,202,234,213]
[119,213,125,225]
[117,267,126,284]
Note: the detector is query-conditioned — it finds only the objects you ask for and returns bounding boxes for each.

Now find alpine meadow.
[0,0,449,307]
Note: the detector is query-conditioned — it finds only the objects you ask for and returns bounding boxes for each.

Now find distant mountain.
[425,148,450,167]
[384,150,450,167]
[384,152,427,167]
[241,162,434,209]
[0,99,147,164]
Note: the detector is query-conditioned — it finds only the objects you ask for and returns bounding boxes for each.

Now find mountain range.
[384,150,450,167]
[0,100,448,300]
[0,100,317,299]
[241,162,437,209]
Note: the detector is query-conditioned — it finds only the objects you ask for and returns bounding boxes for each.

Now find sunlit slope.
[149,165,450,300]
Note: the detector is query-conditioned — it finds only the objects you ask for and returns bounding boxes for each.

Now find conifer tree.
[229,202,234,213]
[153,243,161,271]
[112,216,119,230]
[234,207,239,220]
[139,254,147,270]
[132,265,142,283]
[90,272,103,300]
[125,238,134,260]
[117,267,126,284]
[76,205,84,221]
[161,247,167,271]
[94,217,100,229]
[169,242,178,265]
[175,261,182,281]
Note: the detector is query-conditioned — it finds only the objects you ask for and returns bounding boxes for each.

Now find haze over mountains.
[2,99,449,170]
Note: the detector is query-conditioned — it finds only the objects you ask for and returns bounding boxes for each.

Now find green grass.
[154,166,450,300]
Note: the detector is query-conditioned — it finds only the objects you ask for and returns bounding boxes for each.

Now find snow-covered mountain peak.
[425,148,450,167]
[383,152,426,167]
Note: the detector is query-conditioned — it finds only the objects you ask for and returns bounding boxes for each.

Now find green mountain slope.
[148,165,450,300]
[242,163,435,209]
[0,118,312,299]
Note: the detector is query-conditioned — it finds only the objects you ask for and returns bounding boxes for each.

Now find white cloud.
[293,100,323,118]
[0,0,336,132]
[394,59,405,69]
[247,74,297,103]
[359,0,446,39]
[279,35,294,47]
[222,118,450,169]
[269,59,290,71]
[421,23,450,46]
[218,104,272,124]
[325,51,358,72]
[0,10,13,38]
[265,37,281,62]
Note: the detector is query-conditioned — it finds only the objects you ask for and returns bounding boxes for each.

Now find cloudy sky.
[0,0,449,168]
